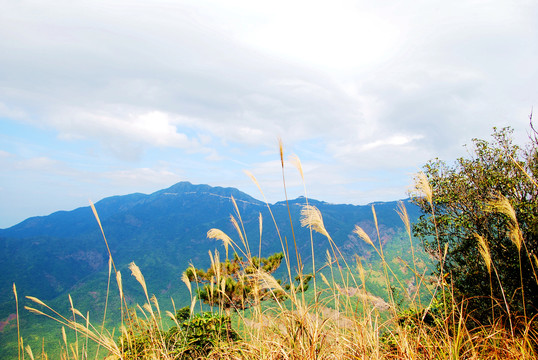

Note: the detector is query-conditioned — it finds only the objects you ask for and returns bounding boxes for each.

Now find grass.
[11,146,538,359]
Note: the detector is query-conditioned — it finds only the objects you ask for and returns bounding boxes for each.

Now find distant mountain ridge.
[2,182,263,235]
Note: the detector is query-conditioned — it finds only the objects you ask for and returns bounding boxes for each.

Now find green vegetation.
[8,127,538,359]
[184,251,287,311]
[413,126,538,328]
[121,306,239,359]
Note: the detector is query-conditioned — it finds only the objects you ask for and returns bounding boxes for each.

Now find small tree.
[412,126,538,325]
[184,251,309,311]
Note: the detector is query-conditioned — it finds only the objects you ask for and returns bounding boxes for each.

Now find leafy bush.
[166,307,239,359]
[412,126,538,326]
[119,306,239,359]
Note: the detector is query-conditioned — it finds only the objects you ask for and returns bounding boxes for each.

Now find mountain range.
[0,181,424,357]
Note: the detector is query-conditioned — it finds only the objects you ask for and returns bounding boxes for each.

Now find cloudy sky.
[1,0,537,228]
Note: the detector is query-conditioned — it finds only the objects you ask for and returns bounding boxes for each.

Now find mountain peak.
[154,181,263,205]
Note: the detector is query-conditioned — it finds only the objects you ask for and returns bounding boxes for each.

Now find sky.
[1,0,537,228]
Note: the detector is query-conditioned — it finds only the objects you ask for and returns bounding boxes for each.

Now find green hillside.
[0,182,425,358]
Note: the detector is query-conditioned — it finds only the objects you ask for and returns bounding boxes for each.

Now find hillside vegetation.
[5,127,538,359]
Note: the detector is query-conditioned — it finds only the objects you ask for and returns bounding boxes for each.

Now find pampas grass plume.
[413,172,433,206]
[208,228,235,258]
[300,205,330,239]
[353,225,374,247]
[181,271,192,297]
[474,233,492,274]
[487,194,523,251]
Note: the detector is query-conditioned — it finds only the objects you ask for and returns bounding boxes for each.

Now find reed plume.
[300,205,330,239]
[353,225,374,247]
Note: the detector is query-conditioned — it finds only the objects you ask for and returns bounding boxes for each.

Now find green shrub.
[119,306,239,359]
[167,307,239,359]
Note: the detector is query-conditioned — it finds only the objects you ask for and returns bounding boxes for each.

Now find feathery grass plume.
[68,294,79,358]
[128,262,147,296]
[353,225,374,247]
[231,195,251,257]
[486,193,527,322]
[25,306,49,317]
[486,193,518,225]
[486,194,523,251]
[166,310,176,321]
[413,172,433,206]
[372,205,380,237]
[288,154,304,181]
[62,326,67,349]
[128,262,153,315]
[190,296,197,317]
[68,294,76,313]
[474,233,492,274]
[279,137,284,168]
[25,344,35,360]
[319,272,331,288]
[89,200,117,272]
[13,283,21,360]
[257,271,285,293]
[396,201,411,237]
[208,228,236,259]
[142,303,152,315]
[26,296,47,308]
[71,307,85,319]
[474,233,496,322]
[150,294,162,322]
[181,271,192,298]
[300,205,330,239]
[230,215,249,254]
[26,296,74,328]
[71,321,94,337]
[244,169,260,189]
[116,271,123,300]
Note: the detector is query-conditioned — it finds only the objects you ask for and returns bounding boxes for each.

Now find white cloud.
[0,102,26,119]
[360,135,424,151]
[103,167,182,187]
[0,150,12,159]
[233,0,399,72]
[0,152,76,176]
[1,0,537,226]
[51,109,212,160]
